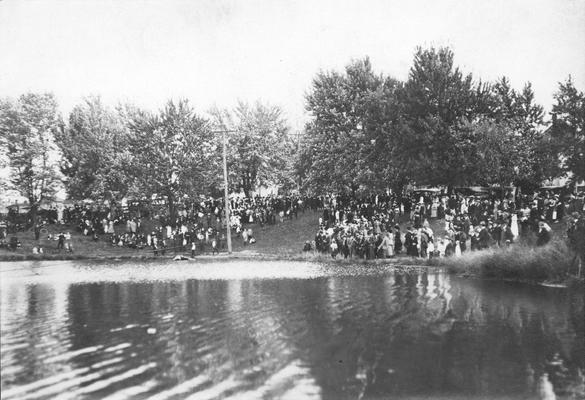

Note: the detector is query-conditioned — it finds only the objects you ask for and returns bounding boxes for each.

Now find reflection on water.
[1,261,583,399]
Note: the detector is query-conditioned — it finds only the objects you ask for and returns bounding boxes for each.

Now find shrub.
[442,241,576,283]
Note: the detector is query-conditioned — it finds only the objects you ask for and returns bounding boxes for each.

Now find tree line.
[0,96,295,222]
[1,46,584,222]
[298,46,584,196]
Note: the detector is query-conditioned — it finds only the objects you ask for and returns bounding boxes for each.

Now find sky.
[0,0,584,131]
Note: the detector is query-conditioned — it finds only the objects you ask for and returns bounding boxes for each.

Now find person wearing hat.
[536,221,552,247]
[394,225,402,254]
[405,226,418,257]
[378,231,391,258]
[491,220,503,247]
[330,237,339,259]
[478,221,491,250]
[419,227,431,258]
[445,237,455,257]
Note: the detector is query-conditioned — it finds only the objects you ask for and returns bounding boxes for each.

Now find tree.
[0,93,62,223]
[397,47,489,189]
[453,82,552,191]
[509,83,552,189]
[211,101,293,196]
[401,47,484,124]
[487,80,551,189]
[300,47,568,195]
[55,96,136,202]
[461,119,519,187]
[490,77,519,122]
[128,99,217,224]
[551,76,585,184]
[303,57,402,193]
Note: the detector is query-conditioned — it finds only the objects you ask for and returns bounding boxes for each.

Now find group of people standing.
[309,189,585,259]
[46,194,312,256]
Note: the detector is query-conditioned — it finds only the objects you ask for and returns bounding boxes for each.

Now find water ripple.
[1,260,583,399]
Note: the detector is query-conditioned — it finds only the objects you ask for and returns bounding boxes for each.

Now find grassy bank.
[0,210,324,261]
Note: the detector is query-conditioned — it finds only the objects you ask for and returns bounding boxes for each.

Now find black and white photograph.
[1,0,584,399]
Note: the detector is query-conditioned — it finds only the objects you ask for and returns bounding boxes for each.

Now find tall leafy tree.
[401,47,479,124]
[303,57,402,193]
[55,96,136,201]
[211,101,292,196]
[397,47,488,189]
[490,77,519,121]
[129,99,217,223]
[459,119,519,187]
[551,76,585,184]
[301,48,563,195]
[508,82,549,189]
[0,93,62,221]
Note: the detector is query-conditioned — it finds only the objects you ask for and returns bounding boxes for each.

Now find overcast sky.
[1,0,584,130]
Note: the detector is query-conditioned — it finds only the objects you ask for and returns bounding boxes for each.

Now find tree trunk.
[242,173,252,198]
[167,192,176,227]
[393,179,406,206]
[28,203,38,230]
[108,198,116,220]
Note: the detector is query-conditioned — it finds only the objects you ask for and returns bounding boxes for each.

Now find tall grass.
[441,241,578,283]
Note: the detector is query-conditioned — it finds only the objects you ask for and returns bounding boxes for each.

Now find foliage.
[303,57,403,193]
[454,119,513,186]
[302,47,564,193]
[128,99,218,222]
[551,76,585,183]
[0,93,62,215]
[401,47,483,124]
[55,96,136,201]
[396,47,494,188]
[211,101,293,196]
[2,47,582,207]
[464,81,552,190]
[443,241,575,284]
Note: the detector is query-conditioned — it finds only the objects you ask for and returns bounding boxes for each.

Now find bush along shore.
[436,240,583,286]
[1,211,583,287]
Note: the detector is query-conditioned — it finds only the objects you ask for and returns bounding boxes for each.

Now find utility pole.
[212,128,237,254]
[292,130,300,193]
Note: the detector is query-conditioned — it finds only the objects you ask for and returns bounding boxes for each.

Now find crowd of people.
[5,195,311,255]
[308,189,585,260]
[1,187,584,260]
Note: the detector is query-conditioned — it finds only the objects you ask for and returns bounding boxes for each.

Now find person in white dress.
[510,213,519,240]
[455,240,462,256]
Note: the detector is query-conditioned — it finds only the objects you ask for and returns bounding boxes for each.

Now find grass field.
[232,209,320,255]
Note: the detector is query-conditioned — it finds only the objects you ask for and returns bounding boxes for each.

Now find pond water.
[1,260,583,399]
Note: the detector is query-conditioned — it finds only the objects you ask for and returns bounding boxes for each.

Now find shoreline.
[1,212,582,286]
[2,248,582,287]
[0,250,439,265]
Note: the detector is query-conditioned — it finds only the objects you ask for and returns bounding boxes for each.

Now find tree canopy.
[551,76,585,184]
[128,99,218,222]
[211,101,294,196]
[55,96,136,202]
[300,46,570,194]
[0,93,62,217]
[1,46,583,212]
